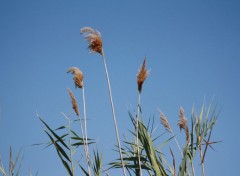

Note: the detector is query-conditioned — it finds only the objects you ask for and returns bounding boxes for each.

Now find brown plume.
[160,112,171,132]
[137,57,149,93]
[67,67,83,89]
[80,27,103,55]
[68,89,80,117]
[178,107,189,142]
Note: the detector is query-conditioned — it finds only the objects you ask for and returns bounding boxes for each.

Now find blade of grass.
[15,156,24,176]
[169,148,176,176]
[44,130,73,176]
[178,144,188,176]
[9,146,12,175]
[79,164,89,176]
[138,121,166,176]
[44,131,71,162]
[38,116,70,150]
[0,156,7,176]
[92,149,102,176]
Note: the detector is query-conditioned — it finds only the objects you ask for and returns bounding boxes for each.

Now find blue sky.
[0,0,240,175]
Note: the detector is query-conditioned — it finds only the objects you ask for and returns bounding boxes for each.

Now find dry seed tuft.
[80,27,103,55]
[178,107,187,130]
[68,89,80,117]
[137,57,149,93]
[67,67,83,89]
[160,112,171,132]
[178,107,189,142]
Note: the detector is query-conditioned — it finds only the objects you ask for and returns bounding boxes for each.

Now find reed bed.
[0,27,221,176]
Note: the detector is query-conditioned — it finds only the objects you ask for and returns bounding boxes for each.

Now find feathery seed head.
[80,27,103,55]
[160,112,171,132]
[178,107,187,130]
[137,57,149,93]
[178,107,189,142]
[67,67,83,89]
[68,89,80,117]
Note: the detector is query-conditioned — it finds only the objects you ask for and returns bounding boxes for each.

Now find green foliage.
[37,114,101,176]
[0,147,24,176]
[108,102,221,176]
[109,113,168,175]
[92,149,103,176]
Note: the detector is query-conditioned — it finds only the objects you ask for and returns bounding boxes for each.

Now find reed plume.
[80,27,126,176]
[178,107,189,142]
[137,57,149,93]
[68,89,80,117]
[67,68,91,176]
[158,110,184,158]
[160,110,192,175]
[80,27,103,55]
[67,67,83,89]
[159,112,171,132]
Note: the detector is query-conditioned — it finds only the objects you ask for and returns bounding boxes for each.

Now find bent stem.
[101,51,127,176]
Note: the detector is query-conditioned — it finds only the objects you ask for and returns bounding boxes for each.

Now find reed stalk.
[159,110,193,176]
[159,111,184,158]
[101,52,127,176]
[77,109,91,176]
[82,82,90,168]
[199,138,205,176]
[135,57,149,176]
[67,86,91,176]
[81,83,92,176]
[80,27,126,176]
[136,93,142,176]
[67,115,75,176]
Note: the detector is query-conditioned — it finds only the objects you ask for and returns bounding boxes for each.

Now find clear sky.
[0,0,240,175]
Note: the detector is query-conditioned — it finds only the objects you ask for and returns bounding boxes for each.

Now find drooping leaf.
[79,164,89,176]
[44,131,71,162]
[39,117,70,150]
[44,131,73,176]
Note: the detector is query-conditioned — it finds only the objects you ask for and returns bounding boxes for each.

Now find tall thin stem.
[82,82,90,164]
[101,52,127,176]
[77,110,91,176]
[136,93,142,176]
[190,161,196,176]
[168,127,183,158]
[199,143,205,176]
[67,115,75,176]
[168,128,192,176]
